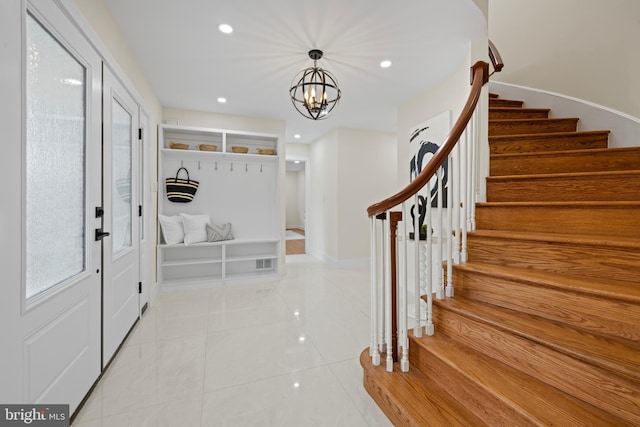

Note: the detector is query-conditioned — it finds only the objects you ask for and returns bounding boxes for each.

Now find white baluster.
[467,116,475,233]
[425,181,434,336]
[400,203,409,372]
[460,128,469,263]
[413,193,422,338]
[436,167,444,300]
[370,217,380,366]
[384,215,393,372]
[379,216,386,355]
[452,139,461,265]
[419,241,427,302]
[470,112,478,230]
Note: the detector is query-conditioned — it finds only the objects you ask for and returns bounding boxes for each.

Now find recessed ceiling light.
[294,134,301,139]
[294,160,300,164]
[217,97,227,103]
[219,24,233,34]
[380,60,392,68]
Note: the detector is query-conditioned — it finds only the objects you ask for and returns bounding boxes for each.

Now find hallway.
[72,255,391,426]
[285,228,305,255]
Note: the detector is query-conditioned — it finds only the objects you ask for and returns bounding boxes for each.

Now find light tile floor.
[73,255,392,426]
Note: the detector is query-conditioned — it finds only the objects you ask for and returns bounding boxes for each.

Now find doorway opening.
[285,159,306,255]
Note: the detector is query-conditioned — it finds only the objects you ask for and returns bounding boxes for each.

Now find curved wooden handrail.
[367,61,489,217]
[488,39,504,74]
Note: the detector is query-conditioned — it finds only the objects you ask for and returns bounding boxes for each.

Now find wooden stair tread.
[491,145,640,160]
[489,118,579,136]
[489,131,610,154]
[489,130,610,142]
[360,349,486,426]
[476,201,640,237]
[412,334,630,426]
[467,229,640,283]
[469,228,640,249]
[489,107,550,114]
[489,98,525,108]
[487,169,640,181]
[486,170,640,201]
[489,107,548,112]
[489,107,550,119]
[432,294,640,383]
[490,146,640,175]
[478,200,640,208]
[489,117,579,123]
[458,261,640,306]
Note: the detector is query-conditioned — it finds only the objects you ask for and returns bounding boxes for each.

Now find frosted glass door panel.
[112,100,132,255]
[25,13,86,299]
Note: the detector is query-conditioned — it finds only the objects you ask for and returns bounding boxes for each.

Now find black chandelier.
[289,49,341,120]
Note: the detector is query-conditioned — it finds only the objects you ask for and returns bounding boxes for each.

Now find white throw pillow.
[180,213,210,245]
[158,215,184,245]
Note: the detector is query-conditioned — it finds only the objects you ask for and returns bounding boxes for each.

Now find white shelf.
[158,238,278,249]
[158,123,282,288]
[162,258,222,267]
[161,148,278,162]
[226,253,279,263]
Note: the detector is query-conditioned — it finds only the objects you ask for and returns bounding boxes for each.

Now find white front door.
[102,66,140,366]
[0,0,103,413]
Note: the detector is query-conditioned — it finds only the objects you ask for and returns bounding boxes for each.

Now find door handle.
[95,228,111,241]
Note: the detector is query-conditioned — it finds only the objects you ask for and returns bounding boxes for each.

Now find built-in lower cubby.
[158,238,279,288]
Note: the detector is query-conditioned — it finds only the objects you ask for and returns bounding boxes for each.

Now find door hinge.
[138,128,143,140]
[138,282,142,294]
[138,205,142,217]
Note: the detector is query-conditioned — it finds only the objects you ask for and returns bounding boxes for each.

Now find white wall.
[336,128,397,261]
[306,128,397,262]
[163,107,285,137]
[398,58,475,187]
[285,143,310,160]
[489,0,640,120]
[308,130,339,260]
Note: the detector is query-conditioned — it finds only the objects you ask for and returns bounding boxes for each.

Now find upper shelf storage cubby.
[162,124,278,158]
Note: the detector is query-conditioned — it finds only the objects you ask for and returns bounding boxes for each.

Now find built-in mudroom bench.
[157,124,282,289]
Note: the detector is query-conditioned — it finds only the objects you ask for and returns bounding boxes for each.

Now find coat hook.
[245,163,248,172]
[231,162,234,171]
[181,160,184,167]
[260,164,263,173]
[198,160,201,170]
[215,161,218,171]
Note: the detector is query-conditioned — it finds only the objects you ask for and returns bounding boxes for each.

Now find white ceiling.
[102,0,486,144]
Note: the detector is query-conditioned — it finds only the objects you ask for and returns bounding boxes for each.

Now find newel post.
[388,211,402,362]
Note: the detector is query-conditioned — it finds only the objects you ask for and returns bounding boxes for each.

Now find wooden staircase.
[361,93,640,426]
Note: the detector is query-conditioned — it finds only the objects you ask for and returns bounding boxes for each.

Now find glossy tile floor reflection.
[73,255,392,426]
